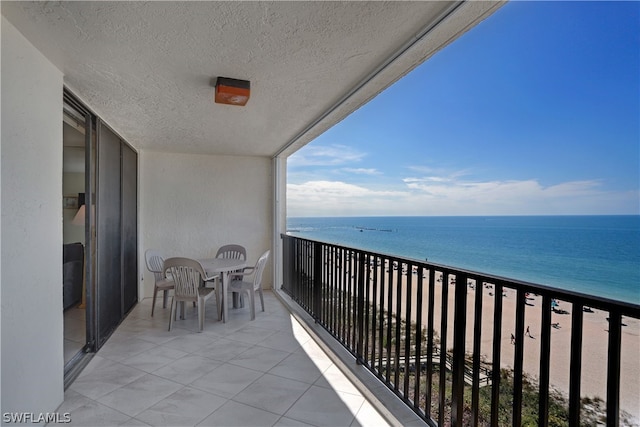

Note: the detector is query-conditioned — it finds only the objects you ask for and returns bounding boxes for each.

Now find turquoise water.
[287,216,640,305]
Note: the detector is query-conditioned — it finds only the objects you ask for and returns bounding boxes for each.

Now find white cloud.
[288,144,366,167]
[404,176,451,184]
[341,168,381,175]
[403,176,600,202]
[287,177,639,216]
[401,176,628,214]
[287,181,410,216]
[406,166,471,179]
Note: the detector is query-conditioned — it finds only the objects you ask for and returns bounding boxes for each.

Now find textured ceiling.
[2,1,503,157]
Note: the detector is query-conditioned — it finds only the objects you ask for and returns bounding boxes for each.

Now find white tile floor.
[64,306,86,363]
[59,291,391,426]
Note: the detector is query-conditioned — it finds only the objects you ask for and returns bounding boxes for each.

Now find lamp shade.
[72,204,95,226]
[215,77,250,106]
[72,204,85,225]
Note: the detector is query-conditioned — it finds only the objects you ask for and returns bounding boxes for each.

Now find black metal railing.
[281,234,640,427]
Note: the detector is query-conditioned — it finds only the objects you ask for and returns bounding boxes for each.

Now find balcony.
[281,235,640,427]
[2,1,511,417]
[57,235,639,426]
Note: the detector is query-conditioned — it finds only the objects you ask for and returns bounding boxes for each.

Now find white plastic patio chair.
[164,257,217,332]
[228,250,270,320]
[145,249,174,317]
[211,244,247,307]
[216,244,247,262]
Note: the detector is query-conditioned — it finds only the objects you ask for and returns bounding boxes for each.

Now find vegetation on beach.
[395,367,635,427]
[363,305,635,426]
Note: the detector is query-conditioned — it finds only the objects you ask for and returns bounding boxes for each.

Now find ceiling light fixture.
[215,77,250,106]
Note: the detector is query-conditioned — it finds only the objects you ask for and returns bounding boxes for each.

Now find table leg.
[232,292,239,308]
[222,272,228,323]
[230,274,243,308]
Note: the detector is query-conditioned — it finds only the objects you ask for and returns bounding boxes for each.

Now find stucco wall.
[1,16,64,414]
[139,150,273,299]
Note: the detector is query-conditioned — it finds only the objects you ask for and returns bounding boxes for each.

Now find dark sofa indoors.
[63,242,84,310]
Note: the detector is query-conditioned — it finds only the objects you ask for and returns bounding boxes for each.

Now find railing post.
[568,302,584,426]
[280,235,289,293]
[606,311,622,427]
[425,267,436,421]
[538,295,552,427]
[356,251,366,364]
[438,272,449,427]
[451,273,468,426]
[313,241,323,323]
[513,289,526,427]
[490,283,504,427]
[471,277,484,427]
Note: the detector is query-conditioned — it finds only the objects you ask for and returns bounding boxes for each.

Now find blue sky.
[287,1,640,217]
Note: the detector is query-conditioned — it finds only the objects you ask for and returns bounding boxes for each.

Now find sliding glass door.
[63,90,138,375]
[95,121,138,347]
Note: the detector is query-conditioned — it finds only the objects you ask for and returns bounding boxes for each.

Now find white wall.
[1,16,64,414]
[139,151,273,298]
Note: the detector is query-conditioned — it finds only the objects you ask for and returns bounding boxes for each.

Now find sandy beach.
[338,259,640,421]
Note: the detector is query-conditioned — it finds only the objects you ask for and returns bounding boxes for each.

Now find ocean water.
[286,216,640,305]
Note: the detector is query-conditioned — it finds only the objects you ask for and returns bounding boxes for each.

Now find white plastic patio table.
[198,257,247,323]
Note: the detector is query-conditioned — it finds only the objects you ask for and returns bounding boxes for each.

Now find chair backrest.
[216,244,247,261]
[145,249,165,282]
[163,257,206,300]
[251,250,271,290]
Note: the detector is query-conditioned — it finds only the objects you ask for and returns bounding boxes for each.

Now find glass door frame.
[63,90,97,380]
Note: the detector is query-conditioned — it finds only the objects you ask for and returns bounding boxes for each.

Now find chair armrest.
[203,274,219,282]
[229,267,255,280]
